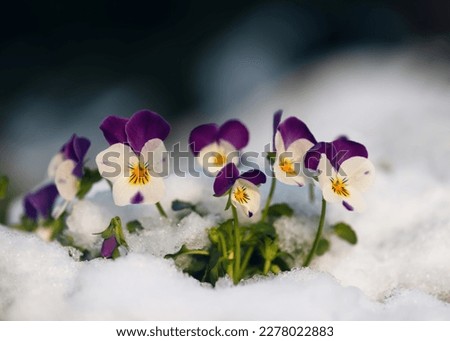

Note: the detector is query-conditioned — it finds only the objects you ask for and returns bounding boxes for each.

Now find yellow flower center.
[234,186,250,204]
[212,152,226,166]
[330,177,349,197]
[279,157,296,175]
[129,162,150,185]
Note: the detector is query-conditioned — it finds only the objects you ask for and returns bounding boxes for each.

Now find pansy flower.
[213,163,266,217]
[48,134,91,201]
[23,184,59,222]
[189,120,249,175]
[96,109,170,206]
[304,137,375,212]
[273,116,317,186]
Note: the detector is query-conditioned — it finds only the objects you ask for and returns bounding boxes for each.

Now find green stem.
[261,175,277,222]
[219,233,233,277]
[231,204,241,284]
[303,197,327,267]
[263,259,271,275]
[308,183,315,203]
[240,246,254,278]
[155,202,168,218]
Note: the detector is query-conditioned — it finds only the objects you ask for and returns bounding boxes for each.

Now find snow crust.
[1,48,450,320]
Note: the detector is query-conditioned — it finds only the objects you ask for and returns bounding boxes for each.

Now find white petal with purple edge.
[339,156,375,192]
[55,159,79,201]
[231,179,260,218]
[112,176,165,206]
[48,152,64,178]
[342,186,366,212]
[140,138,167,175]
[96,143,137,183]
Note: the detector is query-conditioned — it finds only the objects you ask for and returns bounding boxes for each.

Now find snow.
[1,47,450,320]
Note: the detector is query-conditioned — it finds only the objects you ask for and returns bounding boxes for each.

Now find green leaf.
[0,175,8,199]
[267,203,294,218]
[165,244,209,259]
[126,220,144,234]
[77,168,102,200]
[333,222,358,245]
[171,199,195,211]
[315,238,330,256]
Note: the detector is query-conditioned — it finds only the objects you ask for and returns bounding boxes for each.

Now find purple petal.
[61,134,77,161]
[73,136,91,162]
[239,169,267,186]
[131,191,144,204]
[304,142,332,171]
[23,196,38,221]
[331,138,368,170]
[217,120,249,150]
[272,110,283,151]
[125,109,171,153]
[342,201,354,211]
[72,136,91,178]
[25,184,59,220]
[100,115,129,146]
[188,123,219,156]
[277,116,316,150]
[213,163,240,197]
[101,236,118,258]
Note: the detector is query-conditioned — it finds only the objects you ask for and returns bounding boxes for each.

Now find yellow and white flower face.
[96,138,167,206]
[197,140,239,176]
[318,155,375,212]
[230,178,261,218]
[274,131,315,187]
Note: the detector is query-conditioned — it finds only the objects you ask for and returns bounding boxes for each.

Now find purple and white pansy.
[48,134,91,201]
[23,183,59,222]
[96,109,170,206]
[304,137,375,212]
[273,116,317,186]
[189,120,249,175]
[213,163,266,218]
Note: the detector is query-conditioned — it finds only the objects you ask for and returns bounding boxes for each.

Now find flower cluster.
[11,107,374,284]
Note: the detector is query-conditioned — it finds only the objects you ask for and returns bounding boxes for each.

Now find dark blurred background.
[0,0,449,219]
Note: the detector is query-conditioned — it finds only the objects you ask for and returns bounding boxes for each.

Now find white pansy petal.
[339,157,375,192]
[96,143,136,183]
[48,152,64,178]
[274,158,307,186]
[197,142,227,175]
[112,176,165,206]
[321,181,341,204]
[342,186,366,212]
[139,176,165,205]
[55,160,79,201]
[230,179,261,217]
[140,138,168,176]
[286,138,315,161]
[112,177,140,206]
[317,155,335,189]
[219,140,240,166]
[274,131,285,153]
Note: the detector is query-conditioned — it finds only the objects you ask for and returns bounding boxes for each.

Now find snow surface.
[1,47,450,320]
